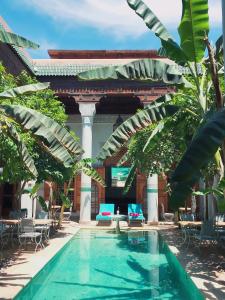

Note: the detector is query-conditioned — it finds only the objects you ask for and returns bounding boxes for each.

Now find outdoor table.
[0,219,53,225]
[217,222,225,227]
[51,205,61,210]
[178,207,191,213]
[34,219,53,225]
[178,221,202,226]
[0,219,20,226]
[112,214,127,234]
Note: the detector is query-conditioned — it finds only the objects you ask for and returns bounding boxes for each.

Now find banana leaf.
[5,121,38,177]
[215,35,223,61]
[123,163,136,194]
[0,82,49,98]
[75,159,106,187]
[0,29,39,49]
[77,58,188,86]
[0,105,83,167]
[97,94,179,161]
[143,121,164,152]
[127,0,186,64]
[171,108,225,209]
[178,0,209,63]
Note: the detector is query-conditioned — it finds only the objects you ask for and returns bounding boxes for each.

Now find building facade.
[0,18,171,222]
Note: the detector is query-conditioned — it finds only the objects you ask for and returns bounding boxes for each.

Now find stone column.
[79,103,96,224]
[147,174,158,224]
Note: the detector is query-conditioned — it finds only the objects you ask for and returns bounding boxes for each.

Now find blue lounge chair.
[128,204,145,224]
[96,204,115,222]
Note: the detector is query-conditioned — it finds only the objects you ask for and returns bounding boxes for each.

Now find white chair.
[18,219,43,251]
[36,212,51,243]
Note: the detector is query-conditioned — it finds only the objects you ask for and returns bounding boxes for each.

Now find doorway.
[105,167,136,214]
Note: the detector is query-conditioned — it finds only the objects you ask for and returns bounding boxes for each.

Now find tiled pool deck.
[0,221,225,299]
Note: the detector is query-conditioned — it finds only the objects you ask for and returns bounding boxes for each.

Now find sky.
[0,0,223,59]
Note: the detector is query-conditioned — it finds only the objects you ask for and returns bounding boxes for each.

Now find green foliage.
[60,193,71,209]
[38,196,48,212]
[178,0,209,63]
[98,94,178,160]
[0,64,79,183]
[127,0,186,64]
[171,109,225,208]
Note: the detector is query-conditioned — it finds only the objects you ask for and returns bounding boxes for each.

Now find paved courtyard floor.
[0,221,224,299]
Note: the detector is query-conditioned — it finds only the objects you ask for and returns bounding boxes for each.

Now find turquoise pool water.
[15,230,204,300]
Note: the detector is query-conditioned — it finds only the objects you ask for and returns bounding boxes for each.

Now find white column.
[147,174,158,224]
[79,103,96,223]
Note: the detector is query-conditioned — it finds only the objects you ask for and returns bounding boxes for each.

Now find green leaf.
[77,59,188,86]
[5,121,38,177]
[0,105,83,167]
[123,164,136,194]
[143,121,164,152]
[178,0,209,63]
[127,0,186,64]
[98,94,179,161]
[171,108,225,208]
[31,183,41,196]
[0,29,39,49]
[0,82,49,98]
[60,193,71,208]
[215,35,223,60]
[38,196,48,212]
[76,160,106,187]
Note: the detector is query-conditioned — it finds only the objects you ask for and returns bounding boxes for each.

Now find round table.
[112,214,127,234]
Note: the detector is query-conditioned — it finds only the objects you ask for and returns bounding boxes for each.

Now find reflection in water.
[128,231,146,245]
[148,230,159,298]
[79,230,91,283]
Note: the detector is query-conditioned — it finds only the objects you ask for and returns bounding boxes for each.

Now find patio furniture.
[63,206,72,221]
[160,203,174,222]
[192,220,218,250]
[35,217,51,243]
[9,209,27,219]
[214,214,225,237]
[37,211,49,219]
[18,218,43,251]
[0,219,20,246]
[178,220,200,246]
[128,204,145,225]
[0,223,10,249]
[96,204,115,223]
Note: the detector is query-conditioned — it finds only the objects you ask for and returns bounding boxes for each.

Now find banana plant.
[76,0,225,209]
[97,94,178,160]
[0,83,83,178]
[0,29,84,178]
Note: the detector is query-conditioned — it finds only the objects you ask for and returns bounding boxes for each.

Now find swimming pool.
[15,230,204,300]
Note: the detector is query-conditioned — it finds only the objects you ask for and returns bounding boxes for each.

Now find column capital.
[79,102,96,117]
